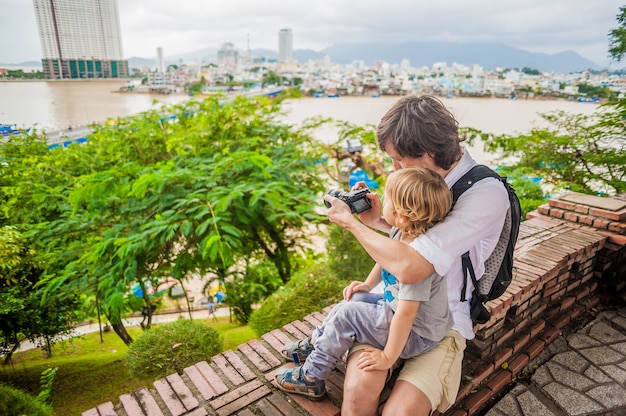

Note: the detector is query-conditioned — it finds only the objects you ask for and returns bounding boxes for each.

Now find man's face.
[385,142,429,171]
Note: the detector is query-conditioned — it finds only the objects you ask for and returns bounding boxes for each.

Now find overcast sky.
[0,0,621,67]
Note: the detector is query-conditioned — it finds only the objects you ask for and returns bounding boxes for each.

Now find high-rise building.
[157,47,165,74]
[278,28,293,62]
[33,0,129,79]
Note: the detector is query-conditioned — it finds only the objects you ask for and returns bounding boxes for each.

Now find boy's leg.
[304,299,392,380]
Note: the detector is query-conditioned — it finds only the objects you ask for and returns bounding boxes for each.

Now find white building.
[33,0,128,79]
[157,47,165,74]
[278,28,293,62]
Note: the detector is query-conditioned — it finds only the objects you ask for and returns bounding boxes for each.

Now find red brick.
[512,333,531,354]
[185,364,220,401]
[550,288,567,301]
[166,373,199,412]
[494,347,513,369]
[487,370,512,394]
[210,380,270,416]
[589,207,626,221]
[303,313,324,327]
[560,296,576,311]
[194,361,229,396]
[185,408,208,416]
[551,313,571,330]
[578,215,594,226]
[120,393,152,416]
[530,302,548,320]
[131,388,163,416]
[593,218,609,229]
[292,319,314,337]
[286,395,340,416]
[471,362,495,387]
[564,212,579,222]
[537,204,550,215]
[223,350,256,381]
[238,343,271,373]
[507,354,530,376]
[282,322,308,340]
[462,387,492,415]
[256,395,302,416]
[525,339,546,361]
[262,330,291,356]
[550,208,565,219]
[530,320,546,338]
[543,326,560,344]
[212,354,246,386]
[569,304,586,320]
[154,378,186,416]
[456,381,473,401]
[549,199,576,211]
[574,205,590,214]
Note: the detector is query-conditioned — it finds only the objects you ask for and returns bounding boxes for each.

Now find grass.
[0,315,257,416]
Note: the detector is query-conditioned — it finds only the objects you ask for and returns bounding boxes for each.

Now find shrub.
[326,224,376,280]
[125,318,222,379]
[0,383,52,416]
[248,262,352,336]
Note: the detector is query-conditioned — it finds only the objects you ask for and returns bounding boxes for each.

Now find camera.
[324,187,372,214]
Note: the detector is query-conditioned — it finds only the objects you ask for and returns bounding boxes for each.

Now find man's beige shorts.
[349,329,466,413]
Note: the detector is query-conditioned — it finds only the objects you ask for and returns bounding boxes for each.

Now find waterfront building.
[33,0,129,79]
[278,28,293,62]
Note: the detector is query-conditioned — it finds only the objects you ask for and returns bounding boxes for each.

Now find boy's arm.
[357,299,420,371]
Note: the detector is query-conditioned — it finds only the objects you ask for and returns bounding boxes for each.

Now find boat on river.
[0,123,30,136]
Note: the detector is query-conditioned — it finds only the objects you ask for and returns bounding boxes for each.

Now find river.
[0,80,602,164]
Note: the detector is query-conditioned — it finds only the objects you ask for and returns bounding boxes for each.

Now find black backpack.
[451,165,522,325]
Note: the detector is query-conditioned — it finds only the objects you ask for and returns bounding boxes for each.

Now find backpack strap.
[460,252,480,302]
[452,165,501,303]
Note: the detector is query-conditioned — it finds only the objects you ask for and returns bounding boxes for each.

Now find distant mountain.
[320,41,602,73]
[124,41,602,73]
[0,61,42,70]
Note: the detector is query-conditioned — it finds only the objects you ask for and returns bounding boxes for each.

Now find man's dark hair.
[377,95,464,170]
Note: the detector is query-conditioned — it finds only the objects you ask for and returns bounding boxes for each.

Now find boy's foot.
[275,365,325,400]
[281,337,314,363]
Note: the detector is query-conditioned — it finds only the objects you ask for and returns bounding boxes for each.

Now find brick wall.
[82,192,626,416]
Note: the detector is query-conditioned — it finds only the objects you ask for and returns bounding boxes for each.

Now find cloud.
[0,0,620,67]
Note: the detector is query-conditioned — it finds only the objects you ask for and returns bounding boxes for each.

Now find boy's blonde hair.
[385,168,452,237]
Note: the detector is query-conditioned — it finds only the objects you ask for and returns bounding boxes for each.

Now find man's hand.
[324,194,358,228]
[356,347,393,371]
[350,181,387,231]
[343,281,370,300]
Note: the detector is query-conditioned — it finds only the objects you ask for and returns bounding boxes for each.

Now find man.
[324,95,509,415]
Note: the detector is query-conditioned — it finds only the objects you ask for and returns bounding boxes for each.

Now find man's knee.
[382,380,432,416]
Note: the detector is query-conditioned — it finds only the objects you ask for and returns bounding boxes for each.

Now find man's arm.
[356,299,419,371]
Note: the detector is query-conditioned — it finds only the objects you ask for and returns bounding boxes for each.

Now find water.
[0,80,187,132]
[1,81,602,164]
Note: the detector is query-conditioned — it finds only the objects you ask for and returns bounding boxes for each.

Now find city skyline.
[0,0,621,68]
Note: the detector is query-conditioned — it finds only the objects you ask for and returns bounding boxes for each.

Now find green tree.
[465,101,626,196]
[1,94,326,345]
[609,5,626,61]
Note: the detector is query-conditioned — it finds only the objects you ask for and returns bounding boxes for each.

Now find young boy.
[275,167,454,400]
